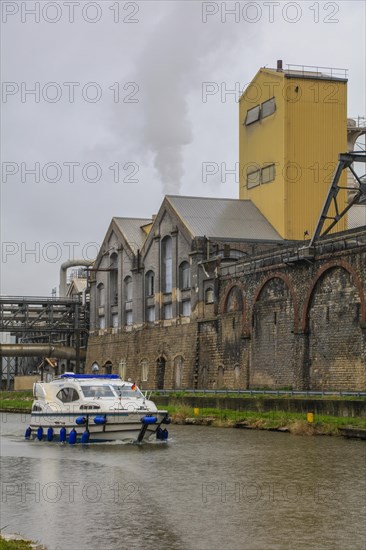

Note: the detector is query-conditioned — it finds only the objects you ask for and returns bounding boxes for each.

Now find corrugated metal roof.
[166,196,283,241]
[113,217,152,252]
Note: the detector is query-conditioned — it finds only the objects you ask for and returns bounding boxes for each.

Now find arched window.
[104,361,112,374]
[218,366,225,389]
[226,287,243,312]
[141,360,148,382]
[205,287,214,304]
[234,365,240,386]
[174,356,184,389]
[162,237,172,293]
[97,283,105,307]
[110,253,118,305]
[97,283,105,328]
[179,261,190,289]
[124,276,133,301]
[145,270,155,297]
[124,276,133,325]
[119,359,127,380]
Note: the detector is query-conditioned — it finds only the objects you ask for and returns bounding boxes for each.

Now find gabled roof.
[166,196,283,241]
[66,278,87,296]
[113,217,152,253]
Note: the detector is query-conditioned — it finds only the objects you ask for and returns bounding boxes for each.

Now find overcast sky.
[1,0,365,296]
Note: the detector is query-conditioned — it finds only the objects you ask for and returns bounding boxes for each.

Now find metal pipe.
[0,344,86,360]
[59,259,94,297]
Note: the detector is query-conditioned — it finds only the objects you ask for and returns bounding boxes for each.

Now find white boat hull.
[29,410,169,443]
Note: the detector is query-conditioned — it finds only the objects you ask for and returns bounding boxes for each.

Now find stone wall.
[86,228,366,391]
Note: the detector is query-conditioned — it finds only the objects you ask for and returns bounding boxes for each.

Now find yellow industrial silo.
[239,61,348,240]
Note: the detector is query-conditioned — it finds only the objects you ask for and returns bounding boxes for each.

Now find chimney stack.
[277,59,283,71]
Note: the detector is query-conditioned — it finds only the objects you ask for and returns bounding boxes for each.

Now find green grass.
[0,535,45,550]
[152,390,366,401]
[165,404,366,435]
[0,391,33,411]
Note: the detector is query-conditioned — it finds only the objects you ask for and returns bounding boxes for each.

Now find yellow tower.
[239,62,348,240]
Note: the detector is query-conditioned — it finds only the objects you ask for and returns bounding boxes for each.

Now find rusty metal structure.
[0,295,89,387]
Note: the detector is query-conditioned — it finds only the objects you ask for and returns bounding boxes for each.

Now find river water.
[1,413,365,550]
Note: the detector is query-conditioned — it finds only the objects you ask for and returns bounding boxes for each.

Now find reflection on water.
[1,413,365,550]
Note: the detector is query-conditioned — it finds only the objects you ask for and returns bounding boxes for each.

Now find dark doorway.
[104,361,112,375]
[156,357,166,389]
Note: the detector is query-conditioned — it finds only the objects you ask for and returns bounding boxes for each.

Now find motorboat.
[25,373,171,444]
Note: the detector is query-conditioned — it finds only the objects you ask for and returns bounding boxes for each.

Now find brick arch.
[220,281,246,335]
[251,273,299,334]
[220,281,246,314]
[301,260,366,332]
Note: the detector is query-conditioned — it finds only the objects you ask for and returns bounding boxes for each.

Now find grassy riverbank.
[0,535,46,550]
[165,404,366,436]
[0,391,33,410]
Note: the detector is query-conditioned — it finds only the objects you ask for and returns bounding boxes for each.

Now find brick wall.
[86,229,366,391]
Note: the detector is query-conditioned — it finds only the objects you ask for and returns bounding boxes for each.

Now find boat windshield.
[80,385,115,398]
[110,385,144,399]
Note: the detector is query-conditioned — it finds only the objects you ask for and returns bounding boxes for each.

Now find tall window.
[147,306,155,323]
[179,261,190,289]
[141,360,148,382]
[97,283,105,307]
[97,282,105,329]
[124,276,133,301]
[124,276,133,326]
[119,359,127,380]
[182,300,191,317]
[110,253,118,305]
[205,288,214,304]
[162,236,172,293]
[145,270,155,296]
[174,356,184,389]
[164,303,172,320]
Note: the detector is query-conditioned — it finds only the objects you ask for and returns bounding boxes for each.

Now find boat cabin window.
[111,385,143,399]
[56,387,80,403]
[81,385,115,398]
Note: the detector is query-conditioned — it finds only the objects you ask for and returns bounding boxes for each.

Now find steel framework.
[310,151,366,246]
[0,296,89,380]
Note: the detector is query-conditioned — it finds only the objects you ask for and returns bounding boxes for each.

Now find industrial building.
[85,62,366,391]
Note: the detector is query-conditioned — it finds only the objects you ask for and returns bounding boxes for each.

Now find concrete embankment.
[153,395,366,418]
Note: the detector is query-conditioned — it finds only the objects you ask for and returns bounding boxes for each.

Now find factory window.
[99,316,105,329]
[247,169,261,189]
[126,310,133,326]
[174,356,184,389]
[164,303,172,320]
[261,163,276,184]
[147,305,155,323]
[162,236,173,293]
[179,261,190,289]
[109,253,118,305]
[145,270,155,297]
[182,300,191,317]
[124,276,133,301]
[205,288,214,304]
[119,359,127,380]
[245,104,260,125]
[261,97,276,119]
[97,283,105,307]
[112,313,119,328]
[141,360,148,382]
